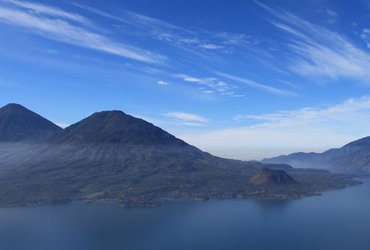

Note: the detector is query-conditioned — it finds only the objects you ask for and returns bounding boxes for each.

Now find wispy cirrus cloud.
[360,28,370,48]
[165,112,209,122]
[234,97,370,123]
[164,112,209,126]
[316,8,338,23]
[157,80,168,85]
[6,1,281,99]
[257,1,370,81]
[0,1,165,64]
[216,72,297,96]
[180,96,370,160]
[213,32,257,46]
[73,2,252,54]
[133,111,209,128]
[326,9,337,19]
[3,0,88,24]
[198,43,224,50]
[174,73,245,98]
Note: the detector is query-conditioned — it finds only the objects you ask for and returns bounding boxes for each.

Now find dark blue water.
[1,179,370,250]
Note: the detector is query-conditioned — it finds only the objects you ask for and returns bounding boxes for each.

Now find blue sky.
[2,0,370,159]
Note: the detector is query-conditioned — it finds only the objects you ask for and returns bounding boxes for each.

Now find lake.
[0,179,369,250]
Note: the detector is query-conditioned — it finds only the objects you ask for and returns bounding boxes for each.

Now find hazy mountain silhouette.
[0,103,62,142]
[0,103,359,207]
[263,136,370,174]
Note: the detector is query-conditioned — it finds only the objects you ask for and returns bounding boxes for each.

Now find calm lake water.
[1,179,370,250]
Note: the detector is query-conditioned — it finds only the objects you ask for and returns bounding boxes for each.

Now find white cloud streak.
[157,80,168,85]
[257,1,370,81]
[179,96,370,160]
[198,43,224,50]
[361,28,370,49]
[165,112,209,123]
[216,72,297,96]
[3,0,88,24]
[326,9,337,18]
[174,73,245,97]
[0,3,165,64]
[72,2,251,54]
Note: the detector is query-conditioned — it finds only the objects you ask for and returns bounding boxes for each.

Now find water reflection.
[252,199,291,212]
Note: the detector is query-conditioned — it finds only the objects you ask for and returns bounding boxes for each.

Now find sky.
[2,0,370,160]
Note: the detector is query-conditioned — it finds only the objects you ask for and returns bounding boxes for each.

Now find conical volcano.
[0,103,62,142]
[53,110,185,146]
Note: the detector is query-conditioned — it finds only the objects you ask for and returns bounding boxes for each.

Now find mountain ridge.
[0,103,360,207]
[0,103,62,142]
[51,110,187,146]
[262,136,370,174]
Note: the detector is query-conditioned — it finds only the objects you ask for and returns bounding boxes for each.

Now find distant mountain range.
[0,103,359,207]
[263,137,370,174]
